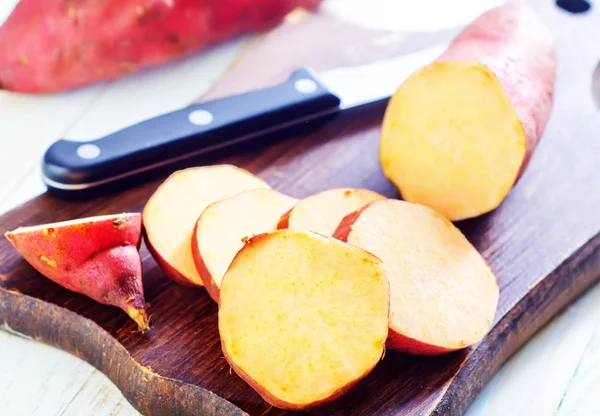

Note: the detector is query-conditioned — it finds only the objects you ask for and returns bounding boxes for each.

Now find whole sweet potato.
[0,0,321,93]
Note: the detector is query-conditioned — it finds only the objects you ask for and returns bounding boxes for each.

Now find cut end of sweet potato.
[143,165,270,286]
[334,199,499,354]
[278,188,385,236]
[219,229,389,410]
[380,61,526,221]
[193,189,298,302]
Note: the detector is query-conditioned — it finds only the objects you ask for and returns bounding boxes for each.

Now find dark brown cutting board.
[1,1,599,415]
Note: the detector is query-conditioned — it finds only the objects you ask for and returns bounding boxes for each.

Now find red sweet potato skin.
[5,213,148,328]
[72,245,146,312]
[191,220,221,302]
[5,214,143,284]
[0,0,321,93]
[437,3,557,176]
[385,330,453,356]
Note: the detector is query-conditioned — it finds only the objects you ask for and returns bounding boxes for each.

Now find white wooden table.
[0,1,599,414]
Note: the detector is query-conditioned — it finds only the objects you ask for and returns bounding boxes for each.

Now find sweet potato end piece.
[4,214,149,331]
[380,61,527,220]
[127,306,150,332]
[74,244,149,331]
[219,230,389,409]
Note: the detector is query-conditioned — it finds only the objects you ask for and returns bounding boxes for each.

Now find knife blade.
[41,44,448,194]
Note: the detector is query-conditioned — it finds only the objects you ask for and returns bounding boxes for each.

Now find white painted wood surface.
[0,1,598,415]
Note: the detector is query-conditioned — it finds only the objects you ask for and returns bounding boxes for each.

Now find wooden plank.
[555,310,600,416]
[0,329,141,416]
[467,282,600,415]
[0,330,96,416]
[61,370,140,416]
[0,165,46,215]
[0,86,106,205]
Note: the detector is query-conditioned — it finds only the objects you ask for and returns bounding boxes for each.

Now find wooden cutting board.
[1,1,599,415]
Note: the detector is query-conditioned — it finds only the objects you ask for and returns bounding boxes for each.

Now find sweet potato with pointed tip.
[0,0,322,93]
[219,229,389,410]
[277,188,385,236]
[379,3,556,220]
[4,213,149,331]
[193,188,298,302]
[333,199,499,355]
[143,165,270,287]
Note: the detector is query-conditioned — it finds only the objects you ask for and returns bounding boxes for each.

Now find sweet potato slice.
[143,165,270,287]
[219,230,389,410]
[5,213,149,331]
[277,188,385,236]
[379,3,556,220]
[334,200,499,354]
[193,188,298,302]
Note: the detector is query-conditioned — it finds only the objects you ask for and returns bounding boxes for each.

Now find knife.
[42,44,447,194]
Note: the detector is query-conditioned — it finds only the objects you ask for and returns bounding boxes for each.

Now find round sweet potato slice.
[334,199,499,355]
[219,229,389,410]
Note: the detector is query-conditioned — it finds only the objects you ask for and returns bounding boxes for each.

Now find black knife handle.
[42,68,341,191]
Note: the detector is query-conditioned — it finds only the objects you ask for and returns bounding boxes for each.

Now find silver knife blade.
[316,43,449,109]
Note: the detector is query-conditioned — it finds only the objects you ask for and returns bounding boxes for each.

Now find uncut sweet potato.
[380,3,556,221]
[0,0,322,93]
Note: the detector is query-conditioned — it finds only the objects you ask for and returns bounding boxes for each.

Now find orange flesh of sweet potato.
[193,188,298,302]
[4,213,149,331]
[277,188,385,236]
[143,165,270,287]
[219,230,389,410]
[333,200,499,354]
[381,62,525,220]
[379,3,556,221]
